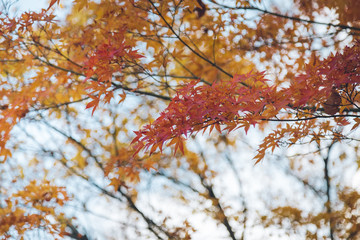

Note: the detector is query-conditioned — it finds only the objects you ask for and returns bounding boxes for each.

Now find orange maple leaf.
[47,0,60,10]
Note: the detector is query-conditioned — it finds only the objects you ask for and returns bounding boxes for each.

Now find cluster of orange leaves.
[0,10,143,160]
[0,10,58,160]
[0,180,69,239]
[1,3,359,164]
[104,147,157,190]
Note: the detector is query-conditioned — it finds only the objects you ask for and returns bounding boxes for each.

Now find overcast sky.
[15,0,46,13]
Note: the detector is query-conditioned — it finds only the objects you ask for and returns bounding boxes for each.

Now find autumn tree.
[0,0,359,239]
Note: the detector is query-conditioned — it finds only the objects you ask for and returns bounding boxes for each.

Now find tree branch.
[42,120,104,170]
[64,221,89,240]
[117,187,172,240]
[199,175,237,240]
[209,0,360,32]
[147,0,241,83]
[224,153,248,240]
[320,142,336,240]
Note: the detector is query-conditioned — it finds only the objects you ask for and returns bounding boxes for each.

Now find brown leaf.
[194,0,206,18]
[323,88,341,115]
[47,0,59,11]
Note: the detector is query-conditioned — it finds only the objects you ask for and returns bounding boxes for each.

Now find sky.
[12,0,47,14]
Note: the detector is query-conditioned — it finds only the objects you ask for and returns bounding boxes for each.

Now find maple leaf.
[85,96,100,115]
[118,91,126,104]
[47,0,60,10]
[351,118,360,131]
[323,88,341,115]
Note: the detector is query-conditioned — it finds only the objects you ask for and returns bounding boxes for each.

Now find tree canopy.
[0,0,359,239]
